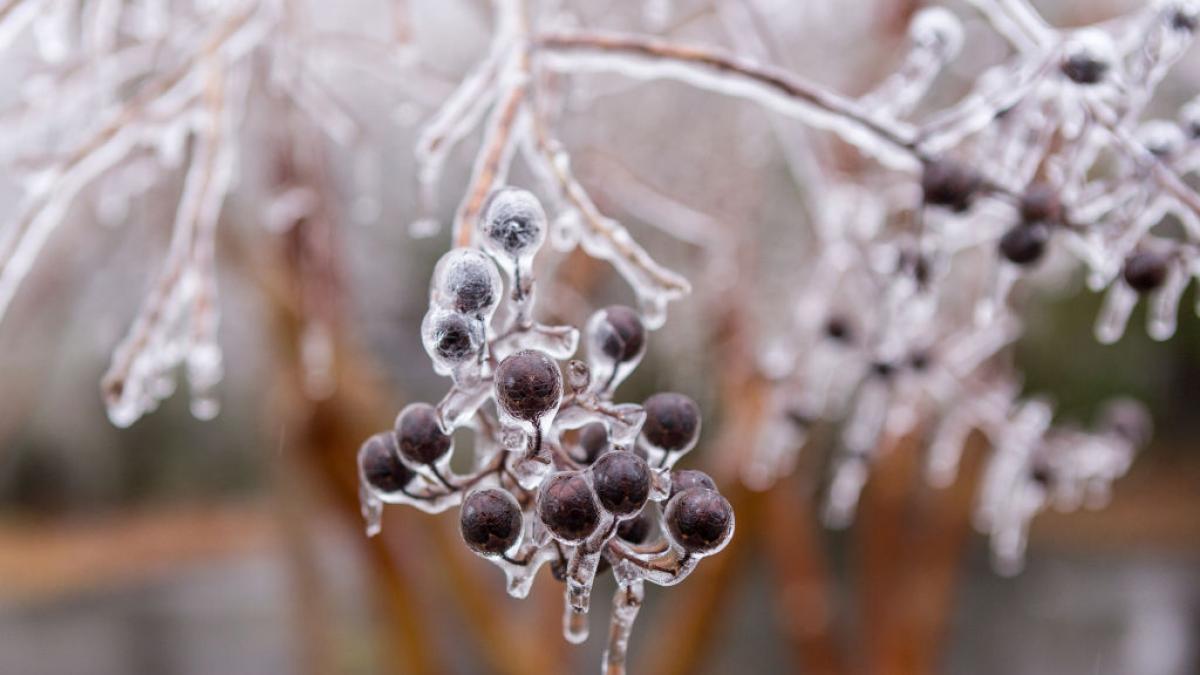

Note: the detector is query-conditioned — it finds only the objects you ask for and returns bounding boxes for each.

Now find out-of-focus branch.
[0,4,259,324]
[0,503,273,603]
[535,31,923,166]
[762,475,847,675]
[526,102,692,300]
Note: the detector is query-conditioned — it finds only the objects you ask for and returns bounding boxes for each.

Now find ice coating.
[429,248,503,321]
[585,305,647,397]
[357,186,727,674]
[478,187,548,301]
[15,0,1198,669]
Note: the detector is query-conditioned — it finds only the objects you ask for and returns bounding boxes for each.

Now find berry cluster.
[738,2,1200,573]
[357,188,732,673]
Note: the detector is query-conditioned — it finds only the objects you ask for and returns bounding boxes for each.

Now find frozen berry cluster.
[357,188,732,673]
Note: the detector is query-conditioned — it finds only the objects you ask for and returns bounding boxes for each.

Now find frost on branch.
[358,187,731,675]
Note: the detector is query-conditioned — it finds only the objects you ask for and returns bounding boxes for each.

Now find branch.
[525,106,692,309]
[0,4,259,325]
[535,30,923,169]
[451,59,529,247]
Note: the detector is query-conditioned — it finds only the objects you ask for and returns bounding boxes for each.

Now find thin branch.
[535,30,923,168]
[451,59,528,247]
[0,4,258,325]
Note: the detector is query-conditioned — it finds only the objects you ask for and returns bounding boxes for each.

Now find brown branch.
[526,94,691,297]
[854,430,925,675]
[0,5,256,319]
[452,54,529,248]
[535,31,922,160]
[762,475,847,675]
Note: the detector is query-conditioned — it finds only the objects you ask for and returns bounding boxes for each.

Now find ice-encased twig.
[0,3,264,328]
[535,31,922,170]
[451,68,528,248]
[525,111,690,329]
[101,65,236,427]
[601,580,645,675]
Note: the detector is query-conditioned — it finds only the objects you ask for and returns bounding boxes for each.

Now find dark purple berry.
[1171,7,1197,32]
[1122,251,1170,293]
[495,350,562,423]
[825,316,853,343]
[460,489,523,556]
[1019,183,1063,224]
[922,159,982,212]
[359,432,415,493]
[537,472,600,542]
[909,350,932,371]
[669,469,716,499]
[591,450,652,517]
[394,403,452,466]
[449,266,496,316]
[616,508,654,544]
[665,488,734,555]
[598,305,645,363]
[999,222,1049,265]
[871,362,896,379]
[576,423,609,464]
[1030,465,1054,488]
[481,188,546,258]
[642,393,701,452]
[432,313,478,362]
[1062,53,1107,85]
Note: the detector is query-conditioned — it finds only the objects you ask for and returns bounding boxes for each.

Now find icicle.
[1147,261,1187,340]
[1095,282,1139,344]
[602,581,645,675]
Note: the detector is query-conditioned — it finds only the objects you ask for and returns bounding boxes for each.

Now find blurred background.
[1,0,1198,674]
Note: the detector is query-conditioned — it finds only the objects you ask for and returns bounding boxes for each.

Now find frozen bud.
[1122,250,1170,292]
[495,350,563,427]
[617,508,655,543]
[825,315,854,343]
[1019,183,1063,224]
[999,222,1050,265]
[909,6,963,59]
[665,488,734,555]
[921,158,982,212]
[430,248,502,318]
[394,402,453,466]
[566,359,591,393]
[359,432,415,493]
[537,472,601,543]
[591,450,652,517]
[1061,30,1115,85]
[1164,0,1200,31]
[642,393,701,454]
[478,187,547,265]
[909,350,933,371]
[577,422,610,464]
[669,469,716,499]
[461,489,523,556]
[1098,398,1153,446]
[1137,120,1186,159]
[1030,464,1055,488]
[1179,98,1200,137]
[421,309,483,374]
[872,361,897,379]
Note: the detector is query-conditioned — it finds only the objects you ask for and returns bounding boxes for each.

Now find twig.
[452,71,528,247]
[535,31,923,167]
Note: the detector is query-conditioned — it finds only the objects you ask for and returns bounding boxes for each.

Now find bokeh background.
[1,0,1198,674]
